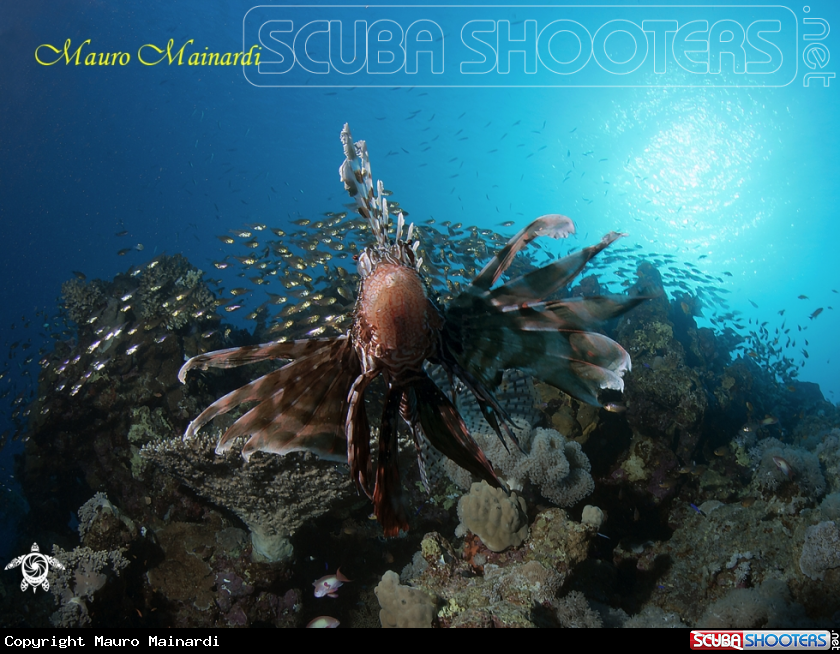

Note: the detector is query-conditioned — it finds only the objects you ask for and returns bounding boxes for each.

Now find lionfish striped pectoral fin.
[183,337,360,464]
[448,218,647,408]
[472,214,576,290]
[373,385,410,537]
[178,338,343,383]
[345,370,376,498]
[457,326,628,406]
[487,231,627,308]
[538,331,633,404]
[409,373,502,490]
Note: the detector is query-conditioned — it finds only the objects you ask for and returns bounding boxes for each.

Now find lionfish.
[179,124,644,536]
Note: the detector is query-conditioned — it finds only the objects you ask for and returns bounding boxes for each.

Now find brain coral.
[455,481,529,552]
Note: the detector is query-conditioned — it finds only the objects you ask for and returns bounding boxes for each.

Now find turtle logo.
[4,543,64,593]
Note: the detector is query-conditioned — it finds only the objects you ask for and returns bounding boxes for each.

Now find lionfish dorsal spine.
[395,211,404,242]
[339,123,392,249]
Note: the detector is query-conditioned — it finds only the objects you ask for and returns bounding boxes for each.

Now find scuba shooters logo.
[691,632,745,651]
[243,4,797,88]
[690,630,833,650]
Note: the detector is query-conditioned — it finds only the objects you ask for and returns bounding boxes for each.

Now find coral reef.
[697,579,811,628]
[8,218,840,630]
[136,254,215,331]
[140,427,356,562]
[61,278,106,325]
[455,481,529,552]
[799,521,840,581]
[749,437,826,499]
[143,515,303,628]
[609,497,840,625]
[446,425,595,508]
[395,507,599,627]
[375,570,436,628]
[47,545,130,627]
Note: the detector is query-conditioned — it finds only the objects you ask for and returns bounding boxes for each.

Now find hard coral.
[61,278,106,324]
[749,437,826,499]
[398,510,598,627]
[455,481,529,552]
[137,254,215,330]
[799,521,840,581]
[525,508,595,577]
[140,426,354,562]
[77,492,138,550]
[47,544,129,628]
[375,570,436,628]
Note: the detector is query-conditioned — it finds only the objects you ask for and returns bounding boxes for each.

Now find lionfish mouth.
[178,123,645,537]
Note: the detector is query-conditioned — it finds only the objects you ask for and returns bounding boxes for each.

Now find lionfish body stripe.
[179,123,645,536]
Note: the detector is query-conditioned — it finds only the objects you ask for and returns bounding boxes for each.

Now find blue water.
[1,0,838,556]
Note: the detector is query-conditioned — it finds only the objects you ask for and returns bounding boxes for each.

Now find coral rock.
[375,570,436,628]
[800,521,840,581]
